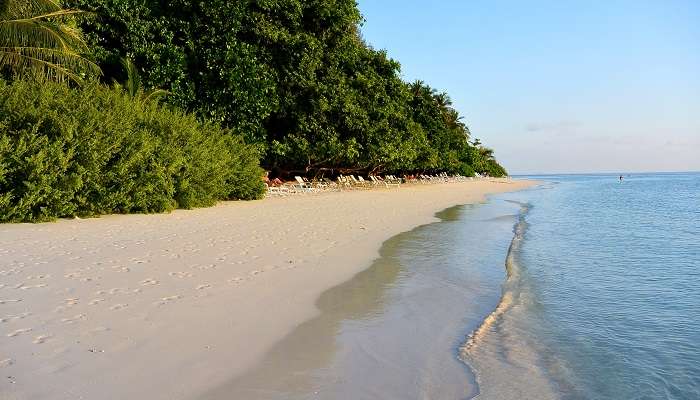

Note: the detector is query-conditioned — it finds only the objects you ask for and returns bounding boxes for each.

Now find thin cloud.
[525,120,582,133]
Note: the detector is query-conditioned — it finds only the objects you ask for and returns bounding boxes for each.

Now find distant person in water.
[619,175,624,182]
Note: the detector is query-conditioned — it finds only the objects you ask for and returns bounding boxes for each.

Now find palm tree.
[0,0,99,83]
[116,57,169,102]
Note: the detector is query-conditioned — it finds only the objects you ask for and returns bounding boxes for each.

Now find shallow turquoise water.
[493,173,700,399]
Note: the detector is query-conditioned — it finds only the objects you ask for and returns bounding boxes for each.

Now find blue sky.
[356,0,700,174]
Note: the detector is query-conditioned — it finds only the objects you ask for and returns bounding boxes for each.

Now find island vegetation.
[1,0,507,222]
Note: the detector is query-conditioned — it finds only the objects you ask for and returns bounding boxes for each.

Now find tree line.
[1,0,508,222]
[62,0,507,177]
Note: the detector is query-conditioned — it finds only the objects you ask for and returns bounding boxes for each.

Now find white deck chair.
[294,176,315,192]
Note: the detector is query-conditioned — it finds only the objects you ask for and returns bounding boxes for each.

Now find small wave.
[481,214,518,223]
[462,202,529,353]
[458,199,563,400]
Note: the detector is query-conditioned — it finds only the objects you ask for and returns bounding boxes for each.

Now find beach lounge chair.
[310,179,329,190]
[349,175,368,189]
[379,175,400,188]
[357,176,372,187]
[337,175,353,190]
[322,178,339,191]
[265,183,281,196]
[294,176,315,192]
[383,175,402,186]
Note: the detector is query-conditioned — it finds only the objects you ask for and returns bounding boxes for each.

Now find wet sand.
[0,179,534,400]
[204,198,530,400]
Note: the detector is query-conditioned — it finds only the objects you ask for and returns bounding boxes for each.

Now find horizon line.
[511,170,699,176]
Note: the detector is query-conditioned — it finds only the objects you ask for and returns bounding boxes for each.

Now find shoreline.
[1,179,535,400]
[460,194,559,400]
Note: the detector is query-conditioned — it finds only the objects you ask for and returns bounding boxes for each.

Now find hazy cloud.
[525,120,582,133]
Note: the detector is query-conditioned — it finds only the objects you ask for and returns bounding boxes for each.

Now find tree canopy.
[64,0,508,177]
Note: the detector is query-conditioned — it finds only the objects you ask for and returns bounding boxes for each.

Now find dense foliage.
[65,0,507,177]
[0,1,509,221]
[0,79,265,222]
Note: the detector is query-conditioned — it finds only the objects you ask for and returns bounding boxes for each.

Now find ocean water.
[213,173,699,399]
[470,173,700,399]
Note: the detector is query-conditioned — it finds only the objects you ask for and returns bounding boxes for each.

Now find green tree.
[65,0,277,140]
[64,0,509,177]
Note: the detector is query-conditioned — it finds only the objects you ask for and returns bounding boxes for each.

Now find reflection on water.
[207,201,524,400]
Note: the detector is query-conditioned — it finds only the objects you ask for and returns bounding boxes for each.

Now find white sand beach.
[0,179,534,400]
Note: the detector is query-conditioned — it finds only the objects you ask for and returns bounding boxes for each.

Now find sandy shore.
[0,179,534,400]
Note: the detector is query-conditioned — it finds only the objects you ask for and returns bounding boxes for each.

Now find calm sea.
[471,172,700,399]
[215,173,699,399]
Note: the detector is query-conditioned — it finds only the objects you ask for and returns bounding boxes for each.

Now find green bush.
[0,79,266,223]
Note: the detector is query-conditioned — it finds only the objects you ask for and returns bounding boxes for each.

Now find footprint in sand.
[110,304,128,311]
[64,298,79,306]
[249,270,262,277]
[88,298,105,306]
[228,277,244,284]
[0,358,13,367]
[7,328,32,337]
[33,334,52,344]
[64,271,82,279]
[108,288,124,295]
[61,314,86,324]
[140,279,159,286]
[112,266,130,273]
[196,284,211,290]
[90,326,110,334]
[18,284,48,290]
[191,264,216,271]
[26,274,51,280]
[169,271,193,279]
[0,312,31,323]
[155,295,183,306]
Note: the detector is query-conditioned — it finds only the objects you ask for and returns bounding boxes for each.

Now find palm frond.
[121,56,140,97]
[119,56,169,102]
[0,17,87,50]
[0,0,61,20]
[0,46,99,83]
[0,48,85,83]
[0,0,99,84]
[142,88,170,103]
